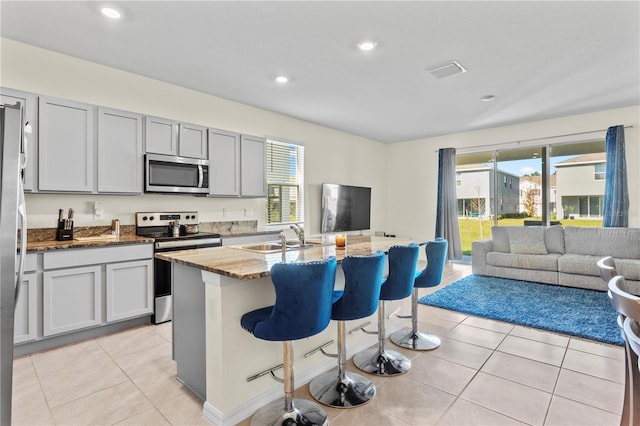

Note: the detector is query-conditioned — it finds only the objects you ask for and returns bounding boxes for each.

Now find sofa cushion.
[487,252,560,271]
[615,258,640,281]
[558,254,604,277]
[507,227,548,255]
[564,226,640,258]
[491,226,510,253]
[544,225,565,254]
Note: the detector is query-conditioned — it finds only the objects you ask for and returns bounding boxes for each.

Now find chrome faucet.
[290,224,305,246]
[280,232,287,262]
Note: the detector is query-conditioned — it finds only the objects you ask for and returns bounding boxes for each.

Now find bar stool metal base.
[250,397,329,426]
[352,347,411,376]
[389,328,441,350]
[309,370,375,408]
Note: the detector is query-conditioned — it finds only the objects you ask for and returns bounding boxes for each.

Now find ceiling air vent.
[428,61,467,79]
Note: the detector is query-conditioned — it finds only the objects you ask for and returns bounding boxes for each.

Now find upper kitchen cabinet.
[179,123,208,159]
[208,128,241,196]
[240,134,267,197]
[144,116,178,156]
[38,97,94,192]
[97,108,143,194]
[0,88,37,191]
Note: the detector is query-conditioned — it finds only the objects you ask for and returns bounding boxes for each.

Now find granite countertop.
[26,235,154,252]
[156,235,418,280]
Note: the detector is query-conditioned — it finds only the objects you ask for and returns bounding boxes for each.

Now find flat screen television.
[321,183,371,233]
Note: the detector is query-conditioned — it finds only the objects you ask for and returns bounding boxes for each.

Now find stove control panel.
[136,211,199,227]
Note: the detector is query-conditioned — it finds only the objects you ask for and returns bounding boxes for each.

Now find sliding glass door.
[456,140,605,256]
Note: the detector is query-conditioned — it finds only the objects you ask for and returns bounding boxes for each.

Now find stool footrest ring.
[349,321,371,335]
[304,340,335,358]
[246,363,284,382]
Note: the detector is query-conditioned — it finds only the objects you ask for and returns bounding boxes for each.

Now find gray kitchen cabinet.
[97,107,143,193]
[14,253,38,344]
[179,122,208,159]
[43,265,102,336]
[105,259,153,322]
[0,87,37,191]
[38,97,94,192]
[240,134,267,197]
[145,116,178,155]
[208,128,241,196]
[41,244,153,337]
[14,273,37,344]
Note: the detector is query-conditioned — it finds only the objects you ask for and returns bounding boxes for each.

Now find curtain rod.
[439,124,634,152]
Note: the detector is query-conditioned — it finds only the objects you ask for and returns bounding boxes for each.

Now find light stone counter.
[158,235,422,425]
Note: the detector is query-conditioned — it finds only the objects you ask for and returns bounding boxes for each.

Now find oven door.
[145,153,209,194]
[153,239,221,324]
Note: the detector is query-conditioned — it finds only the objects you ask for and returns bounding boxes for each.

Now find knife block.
[56,221,74,241]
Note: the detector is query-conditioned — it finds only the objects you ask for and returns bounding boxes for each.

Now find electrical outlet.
[94,201,104,219]
[222,208,228,217]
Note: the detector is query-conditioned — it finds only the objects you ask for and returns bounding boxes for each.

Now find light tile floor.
[11,263,624,425]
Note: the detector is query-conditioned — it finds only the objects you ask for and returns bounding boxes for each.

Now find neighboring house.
[555,152,606,219]
[519,175,542,216]
[518,174,558,217]
[456,164,520,217]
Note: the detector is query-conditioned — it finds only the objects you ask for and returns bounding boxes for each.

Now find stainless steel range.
[135,211,221,324]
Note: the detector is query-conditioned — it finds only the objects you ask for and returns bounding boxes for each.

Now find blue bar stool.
[241,257,337,426]
[353,244,420,376]
[309,251,386,408]
[390,238,448,350]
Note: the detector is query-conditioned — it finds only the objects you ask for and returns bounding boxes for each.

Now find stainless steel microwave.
[145,153,209,194]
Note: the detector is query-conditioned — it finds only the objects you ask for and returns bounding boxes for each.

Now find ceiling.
[1,1,639,143]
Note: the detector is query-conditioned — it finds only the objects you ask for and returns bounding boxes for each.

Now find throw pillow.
[508,227,548,255]
[544,225,565,254]
[491,226,510,253]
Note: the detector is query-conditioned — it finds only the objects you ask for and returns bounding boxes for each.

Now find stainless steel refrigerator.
[0,103,29,425]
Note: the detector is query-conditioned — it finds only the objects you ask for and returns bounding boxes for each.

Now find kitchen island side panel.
[172,262,207,400]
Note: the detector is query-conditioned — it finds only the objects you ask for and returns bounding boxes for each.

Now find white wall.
[1,39,388,234]
[3,39,638,237]
[387,106,640,240]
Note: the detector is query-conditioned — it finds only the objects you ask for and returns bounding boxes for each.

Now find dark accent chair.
[607,275,640,426]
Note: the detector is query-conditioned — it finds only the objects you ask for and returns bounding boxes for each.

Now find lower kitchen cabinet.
[38,243,154,338]
[14,272,37,344]
[43,265,102,336]
[106,259,153,322]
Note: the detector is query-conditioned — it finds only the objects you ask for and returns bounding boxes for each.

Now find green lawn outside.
[459,217,603,255]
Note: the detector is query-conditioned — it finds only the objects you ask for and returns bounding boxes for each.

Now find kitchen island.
[157,235,422,426]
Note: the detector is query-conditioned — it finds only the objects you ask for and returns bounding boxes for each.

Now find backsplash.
[199,220,258,234]
[25,220,259,242]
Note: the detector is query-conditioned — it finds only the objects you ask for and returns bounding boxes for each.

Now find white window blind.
[266,139,305,224]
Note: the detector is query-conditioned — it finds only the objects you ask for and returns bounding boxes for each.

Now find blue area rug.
[419,274,623,346]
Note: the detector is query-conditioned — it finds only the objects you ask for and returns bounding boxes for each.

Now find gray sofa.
[472,225,640,295]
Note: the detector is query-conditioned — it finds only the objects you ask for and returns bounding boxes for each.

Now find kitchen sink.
[231,240,329,253]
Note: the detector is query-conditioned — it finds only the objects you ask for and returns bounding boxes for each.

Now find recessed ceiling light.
[481,95,496,102]
[101,7,121,19]
[357,41,377,51]
[275,76,289,84]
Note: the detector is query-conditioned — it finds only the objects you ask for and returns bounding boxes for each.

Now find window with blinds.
[266,139,304,225]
